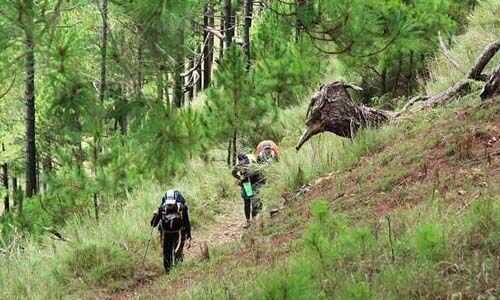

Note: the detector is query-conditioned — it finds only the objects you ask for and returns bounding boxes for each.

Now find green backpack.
[242,181,254,197]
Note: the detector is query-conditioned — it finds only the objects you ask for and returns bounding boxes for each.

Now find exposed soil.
[101,100,500,300]
[104,201,247,300]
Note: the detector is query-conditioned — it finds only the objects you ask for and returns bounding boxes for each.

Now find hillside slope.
[111,3,500,296]
[122,91,498,300]
[0,1,498,299]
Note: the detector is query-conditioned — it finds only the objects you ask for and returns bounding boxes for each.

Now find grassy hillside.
[129,94,497,300]
[0,1,499,299]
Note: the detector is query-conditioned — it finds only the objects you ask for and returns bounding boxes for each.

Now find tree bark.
[479,63,500,100]
[227,137,232,166]
[24,0,37,198]
[224,0,233,48]
[203,3,214,89]
[195,45,203,93]
[423,41,500,107]
[12,177,18,207]
[407,51,414,95]
[232,129,237,166]
[94,0,109,222]
[219,11,224,60]
[242,0,253,70]
[295,0,309,42]
[391,54,402,98]
[2,143,9,212]
[296,82,395,150]
[187,58,195,101]
[136,36,143,96]
[173,28,185,108]
[398,40,500,113]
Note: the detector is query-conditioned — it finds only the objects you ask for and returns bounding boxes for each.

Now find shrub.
[413,224,446,262]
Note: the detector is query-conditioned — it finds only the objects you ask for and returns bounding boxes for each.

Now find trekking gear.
[159,202,183,232]
[255,140,280,161]
[237,151,248,161]
[140,226,154,278]
[162,229,185,274]
[152,190,192,274]
[242,181,254,197]
[162,189,186,205]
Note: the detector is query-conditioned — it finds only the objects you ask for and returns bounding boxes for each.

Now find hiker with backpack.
[232,152,265,228]
[255,140,280,163]
[150,190,192,274]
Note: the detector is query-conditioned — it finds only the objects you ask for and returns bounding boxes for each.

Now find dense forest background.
[2,1,500,299]
[0,0,478,242]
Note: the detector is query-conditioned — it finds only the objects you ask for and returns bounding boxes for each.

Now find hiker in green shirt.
[232,151,265,228]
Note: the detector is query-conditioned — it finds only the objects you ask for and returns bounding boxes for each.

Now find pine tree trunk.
[136,37,143,96]
[94,0,108,222]
[119,93,128,135]
[295,0,306,42]
[224,0,233,48]
[227,138,232,166]
[24,0,37,198]
[232,129,237,166]
[36,156,41,193]
[407,51,414,95]
[391,54,402,98]
[188,58,195,101]
[173,28,185,108]
[195,45,202,93]
[42,145,53,192]
[2,143,9,213]
[381,68,387,94]
[164,66,170,108]
[173,67,183,107]
[12,177,17,207]
[203,3,214,89]
[243,0,253,70]
[219,12,224,60]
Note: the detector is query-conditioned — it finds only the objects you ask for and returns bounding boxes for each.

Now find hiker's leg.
[175,232,185,263]
[162,232,175,274]
[251,195,261,218]
[243,196,251,221]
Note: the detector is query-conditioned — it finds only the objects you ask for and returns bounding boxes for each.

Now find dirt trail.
[107,200,247,300]
[185,209,246,258]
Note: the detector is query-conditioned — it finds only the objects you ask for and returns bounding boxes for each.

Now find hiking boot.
[243,220,251,229]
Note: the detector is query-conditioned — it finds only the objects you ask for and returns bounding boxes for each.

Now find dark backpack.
[159,203,184,232]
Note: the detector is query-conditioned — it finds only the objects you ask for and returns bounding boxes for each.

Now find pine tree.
[204,44,274,162]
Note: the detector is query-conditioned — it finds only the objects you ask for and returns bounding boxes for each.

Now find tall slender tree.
[203,2,215,89]
[2,143,9,212]
[242,0,253,70]
[224,0,234,48]
[23,0,37,198]
[93,0,109,221]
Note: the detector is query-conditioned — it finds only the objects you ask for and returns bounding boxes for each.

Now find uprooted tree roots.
[296,40,499,150]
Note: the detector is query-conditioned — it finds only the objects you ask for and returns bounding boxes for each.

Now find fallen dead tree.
[296,82,396,150]
[296,40,499,150]
[402,40,499,112]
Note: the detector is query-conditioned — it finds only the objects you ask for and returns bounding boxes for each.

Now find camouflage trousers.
[241,186,261,220]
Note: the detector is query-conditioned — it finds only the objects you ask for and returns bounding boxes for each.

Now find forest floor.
[104,200,247,300]
[98,97,499,300]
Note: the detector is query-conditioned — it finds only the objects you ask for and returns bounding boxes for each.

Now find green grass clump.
[413,224,446,261]
[425,0,499,94]
[248,196,499,299]
[63,243,133,284]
